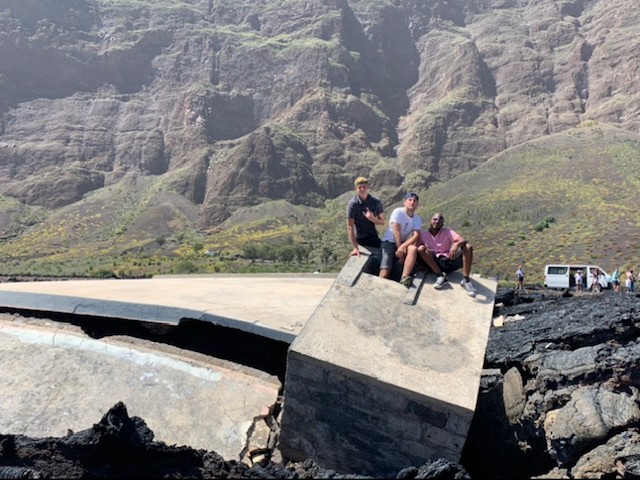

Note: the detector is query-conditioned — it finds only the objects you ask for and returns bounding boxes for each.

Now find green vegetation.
[0,124,639,286]
[416,124,640,284]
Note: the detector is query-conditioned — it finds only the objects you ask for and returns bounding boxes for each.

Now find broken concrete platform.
[0,273,339,463]
[0,268,495,473]
[0,316,280,460]
[0,274,336,343]
[279,252,496,476]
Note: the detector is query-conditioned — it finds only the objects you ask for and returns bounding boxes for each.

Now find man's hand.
[350,247,360,257]
[363,208,376,223]
[395,245,407,260]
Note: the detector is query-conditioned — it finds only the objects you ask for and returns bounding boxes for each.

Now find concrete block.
[280,263,495,476]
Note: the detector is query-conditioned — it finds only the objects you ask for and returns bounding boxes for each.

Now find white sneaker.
[461,278,476,297]
[433,273,448,289]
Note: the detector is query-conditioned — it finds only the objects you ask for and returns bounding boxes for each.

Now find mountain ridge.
[0,0,639,280]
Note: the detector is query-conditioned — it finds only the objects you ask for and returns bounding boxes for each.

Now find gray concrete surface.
[280,253,496,476]
[0,273,336,461]
[0,269,495,472]
[0,316,280,460]
[0,274,337,343]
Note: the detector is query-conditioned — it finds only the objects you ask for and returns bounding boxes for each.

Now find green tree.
[279,245,295,264]
[243,244,259,263]
[321,246,334,267]
[295,244,310,265]
[257,243,275,261]
[175,260,198,274]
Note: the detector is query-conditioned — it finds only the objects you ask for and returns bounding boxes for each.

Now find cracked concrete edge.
[0,314,284,460]
[241,396,284,467]
[0,291,297,343]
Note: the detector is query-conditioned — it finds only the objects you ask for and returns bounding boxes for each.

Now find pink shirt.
[419,227,461,258]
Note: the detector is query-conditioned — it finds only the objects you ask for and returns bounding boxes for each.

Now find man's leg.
[360,245,381,275]
[379,241,395,279]
[418,246,450,289]
[399,245,418,287]
[462,243,473,277]
[457,245,476,297]
[417,246,442,274]
[401,245,417,278]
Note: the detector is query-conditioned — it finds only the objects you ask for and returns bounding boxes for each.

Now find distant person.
[347,177,385,258]
[516,265,525,290]
[625,268,635,292]
[574,270,584,292]
[379,193,421,285]
[590,269,603,292]
[416,212,476,297]
[611,268,621,292]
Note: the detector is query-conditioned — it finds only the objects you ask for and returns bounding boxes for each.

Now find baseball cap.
[404,192,419,201]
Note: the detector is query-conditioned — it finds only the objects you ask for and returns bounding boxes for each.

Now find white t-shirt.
[381,207,422,243]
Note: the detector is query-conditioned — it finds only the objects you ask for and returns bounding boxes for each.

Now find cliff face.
[0,0,638,227]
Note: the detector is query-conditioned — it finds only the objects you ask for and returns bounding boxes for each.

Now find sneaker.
[400,276,413,288]
[461,277,476,297]
[433,273,448,289]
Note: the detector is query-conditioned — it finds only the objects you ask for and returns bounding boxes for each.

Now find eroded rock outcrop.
[1,0,640,227]
[463,290,640,479]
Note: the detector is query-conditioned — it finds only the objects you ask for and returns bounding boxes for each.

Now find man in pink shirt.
[417,212,476,296]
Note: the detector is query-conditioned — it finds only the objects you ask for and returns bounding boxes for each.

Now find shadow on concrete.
[0,307,290,381]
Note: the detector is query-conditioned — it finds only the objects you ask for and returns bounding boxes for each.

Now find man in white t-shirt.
[379,193,422,284]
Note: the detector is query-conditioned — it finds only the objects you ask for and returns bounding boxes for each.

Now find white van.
[544,264,611,291]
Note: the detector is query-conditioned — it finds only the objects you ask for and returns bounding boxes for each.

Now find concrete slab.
[0,317,280,460]
[0,267,494,473]
[0,274,336,343]
[280,256,496,476]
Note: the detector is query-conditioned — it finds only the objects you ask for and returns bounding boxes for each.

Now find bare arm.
[393,223,417,259]
[449,235,467,258]
[402,230,420,249]
[347,218,360,256]
[392,222,403,250]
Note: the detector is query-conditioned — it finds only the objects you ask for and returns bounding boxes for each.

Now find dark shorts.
[357,236,381,249]
[380,241,397,270]
[420,250,463,273]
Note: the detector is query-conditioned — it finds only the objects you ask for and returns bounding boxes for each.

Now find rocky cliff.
[0,0,639,232]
